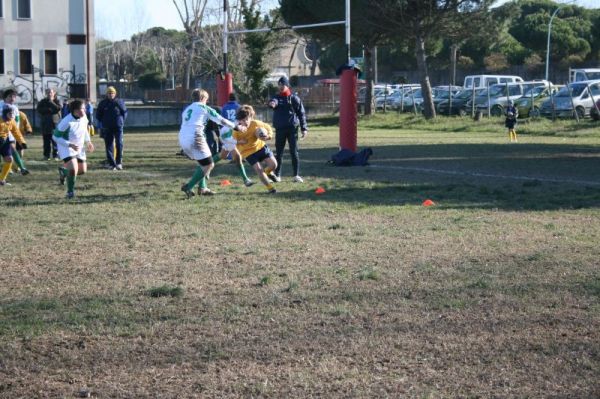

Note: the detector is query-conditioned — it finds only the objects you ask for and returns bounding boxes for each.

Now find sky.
[95,0,599,41]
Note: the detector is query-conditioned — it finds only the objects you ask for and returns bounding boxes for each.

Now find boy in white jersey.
[53,100,95,199]
[179,89,240,198]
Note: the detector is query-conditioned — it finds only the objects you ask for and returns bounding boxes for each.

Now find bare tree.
[173,0,211,89]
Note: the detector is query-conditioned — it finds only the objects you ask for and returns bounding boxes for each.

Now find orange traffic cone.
[220,179,232,186]
[422,199,435,207]
[315,187,326,195]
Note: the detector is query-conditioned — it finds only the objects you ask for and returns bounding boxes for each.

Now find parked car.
[392,87,421,111]
[539,80,600,119]
[463,74,523,90]
[515,85,562,118]
[375,89,400,109]
[569,68,600,83]
[431,86,462,109]
[469,81,550,116]
[436,89,484,116]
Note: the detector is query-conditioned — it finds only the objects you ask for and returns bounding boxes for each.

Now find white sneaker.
[292,175,304,183]
[116,164,123,170]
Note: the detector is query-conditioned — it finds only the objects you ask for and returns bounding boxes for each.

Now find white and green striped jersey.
[180,103,234,132]
[53,113,90,148]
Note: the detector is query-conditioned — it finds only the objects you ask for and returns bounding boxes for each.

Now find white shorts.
[179,128,211,161]
[7,133,15,143]
[221,137,237,152]
[57,142,87,161]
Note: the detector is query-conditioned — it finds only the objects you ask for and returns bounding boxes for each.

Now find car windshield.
[585,72,600,80]
[556,84,587,98]
[435,90,451,99]
[488,85,511,97]
[523,87,545,97]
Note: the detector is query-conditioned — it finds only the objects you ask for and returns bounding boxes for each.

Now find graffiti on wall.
[3,68,87,105]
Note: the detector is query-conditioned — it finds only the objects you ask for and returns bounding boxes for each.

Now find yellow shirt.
[18,111,32,135]
[0,119,25,144]
[233,120,273,159]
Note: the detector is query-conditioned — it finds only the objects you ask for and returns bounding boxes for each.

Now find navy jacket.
[96,98,127,129]
[270,93,307,131]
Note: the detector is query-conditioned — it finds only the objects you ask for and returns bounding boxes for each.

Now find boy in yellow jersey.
[0,106,27,186]
[11,111,32,174]
[233,105,278,194]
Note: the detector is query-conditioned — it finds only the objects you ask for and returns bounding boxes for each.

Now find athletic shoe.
[198,188,216,196]
[0,180,10,186]
[53,157,60,161]
[21,169,30,176]
[116,164,123,170]
[267,172,281,183]
[58,167,66,185]
[66,191,75,199]
[292,175,304,183]
[268,188,277,194]
[244,179,255,187]
[181,184,195,199]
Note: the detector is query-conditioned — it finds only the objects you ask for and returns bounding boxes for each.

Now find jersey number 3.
[184,109,193,121]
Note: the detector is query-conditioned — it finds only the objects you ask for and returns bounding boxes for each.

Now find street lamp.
[545,0,575,81]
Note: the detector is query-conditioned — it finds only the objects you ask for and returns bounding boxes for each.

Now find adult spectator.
[96,86,127,170]
[268,76,308,183]
[37,88,62,160]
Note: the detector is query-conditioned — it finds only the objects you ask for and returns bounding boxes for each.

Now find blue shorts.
[0,138,12,157]
[245,145,273,165]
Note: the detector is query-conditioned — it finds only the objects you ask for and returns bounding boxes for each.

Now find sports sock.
[11,148,26,171]
[185,166,205,190]
[238,164,250,181]
[212,153,221,163]
[1,162,12,180]
[199,177,208,190]
[264,166,273,175]
[265,183,274,191]
[67,173,76,193]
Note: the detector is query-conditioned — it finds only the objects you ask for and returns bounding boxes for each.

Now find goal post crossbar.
[227,20,345,35]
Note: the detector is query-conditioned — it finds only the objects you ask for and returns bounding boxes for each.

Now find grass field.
[1,114,599,397]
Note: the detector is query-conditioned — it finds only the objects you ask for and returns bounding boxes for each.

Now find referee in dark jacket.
[268,76,308,183]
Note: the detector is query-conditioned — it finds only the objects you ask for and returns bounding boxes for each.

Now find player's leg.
[64,157,79,198]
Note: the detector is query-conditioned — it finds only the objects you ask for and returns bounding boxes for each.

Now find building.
[0,0,96,106]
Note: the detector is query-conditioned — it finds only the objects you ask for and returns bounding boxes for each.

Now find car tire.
[458,108,467,117]
[575,106,585,120]
[592,109,600,121]
[491,105,504,117]
[529,106,541,118]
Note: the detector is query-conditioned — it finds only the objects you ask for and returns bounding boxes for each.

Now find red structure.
[216,72,233,107]
[339,68,359,152]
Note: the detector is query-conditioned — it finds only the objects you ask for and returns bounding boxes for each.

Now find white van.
[569,68,600,83]
[463,75,524,90]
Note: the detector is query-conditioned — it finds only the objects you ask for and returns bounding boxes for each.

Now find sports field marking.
[370,164,600,186]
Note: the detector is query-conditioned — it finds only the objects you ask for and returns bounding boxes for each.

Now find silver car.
[539,80,600,119]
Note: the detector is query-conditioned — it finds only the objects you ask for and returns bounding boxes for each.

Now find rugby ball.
[255,127,268,139]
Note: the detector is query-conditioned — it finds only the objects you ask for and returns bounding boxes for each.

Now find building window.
[19,49,32,74]
[67,34,87,45]
[44,50,58,75]
[0,1,4,18]
[17,0,31,19]
[0,50,4,75]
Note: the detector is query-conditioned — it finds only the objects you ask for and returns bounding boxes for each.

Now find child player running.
[0,106,27,186]
[233,105,278,194]
[53,100,95,199]
[179,89,243,198]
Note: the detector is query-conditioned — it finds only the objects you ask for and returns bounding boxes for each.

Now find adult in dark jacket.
[96,86,127,170]
[268,76,308,183]
[36,88,62,160]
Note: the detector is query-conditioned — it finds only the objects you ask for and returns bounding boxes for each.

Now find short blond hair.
[236,104,255,121]
[192,89,209,102]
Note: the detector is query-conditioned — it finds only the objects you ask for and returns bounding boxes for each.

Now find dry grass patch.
[1,116,599,397]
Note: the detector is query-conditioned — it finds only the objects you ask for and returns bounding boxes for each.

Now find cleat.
[198,188,215,196]
[0,180,10,186]
[267,172,281,183]
[268,188,277,194]
[244,179,255,187]
[181,184,195,199]
[116,164,123,170]
[21,169,30,176]
[292,175,304,183]
[66,191,75,199]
